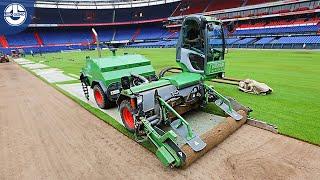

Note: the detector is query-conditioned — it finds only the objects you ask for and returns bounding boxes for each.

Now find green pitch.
[27,48,320,145]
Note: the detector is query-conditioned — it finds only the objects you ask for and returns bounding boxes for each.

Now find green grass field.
[27,48,320,145]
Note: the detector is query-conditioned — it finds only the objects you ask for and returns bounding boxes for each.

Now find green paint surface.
[129,80,171,94]
[162,72,202,89]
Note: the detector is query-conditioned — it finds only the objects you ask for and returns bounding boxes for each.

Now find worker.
[185,26,204,52]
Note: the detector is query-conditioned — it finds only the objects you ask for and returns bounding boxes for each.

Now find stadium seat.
[136,26,167,40]
[272,36,320,44]
[254,37,275,44]
[114,27,137,41]
[234,38,256,44]
[6,32,38,47]
[234,25,319,35]
[40,29,92,45]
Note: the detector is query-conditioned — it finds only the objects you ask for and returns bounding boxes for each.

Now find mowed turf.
[27,48,320,145]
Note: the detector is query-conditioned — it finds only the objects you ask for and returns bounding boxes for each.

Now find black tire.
[119,100,136,132]
[93,85,111,109]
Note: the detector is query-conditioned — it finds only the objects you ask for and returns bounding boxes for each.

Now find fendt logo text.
[4,3,27,26]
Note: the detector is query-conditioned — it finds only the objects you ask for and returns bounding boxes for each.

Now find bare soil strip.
[1,62,319,179]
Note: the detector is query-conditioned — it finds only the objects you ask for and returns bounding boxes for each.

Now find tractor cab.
[176,15,226,79]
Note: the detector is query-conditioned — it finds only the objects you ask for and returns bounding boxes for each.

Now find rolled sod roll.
[181,110,247,168]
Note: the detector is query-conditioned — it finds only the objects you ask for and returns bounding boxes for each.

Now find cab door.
[204,23,226,78]
[177,19,206,74]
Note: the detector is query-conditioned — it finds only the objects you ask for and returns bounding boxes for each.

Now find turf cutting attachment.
[170,119,206,152]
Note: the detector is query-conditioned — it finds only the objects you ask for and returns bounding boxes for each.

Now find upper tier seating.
[172,0,209,16]
[206,0,243,12]
[33,2,179,24]
[115,3,178,22]
[237,18,320,29]
[246,0,276,5]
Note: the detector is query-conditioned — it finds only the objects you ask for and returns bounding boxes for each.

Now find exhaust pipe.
[92,28,101,58]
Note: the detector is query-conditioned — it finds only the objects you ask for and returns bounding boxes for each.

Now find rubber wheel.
[93,85,110,109]
[119,100,135,132]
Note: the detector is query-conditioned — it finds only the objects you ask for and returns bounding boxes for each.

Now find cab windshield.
[207,22,225,61]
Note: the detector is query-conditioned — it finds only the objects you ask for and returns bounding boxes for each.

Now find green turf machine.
[80,15,250,168]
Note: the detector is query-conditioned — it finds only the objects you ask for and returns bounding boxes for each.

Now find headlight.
[137,96,143,105]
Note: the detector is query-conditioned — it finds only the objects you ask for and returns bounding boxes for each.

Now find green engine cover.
[82,54,156,88]
[162,72,203,89]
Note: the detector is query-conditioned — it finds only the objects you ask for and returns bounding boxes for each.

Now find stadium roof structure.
[35,0,181,9]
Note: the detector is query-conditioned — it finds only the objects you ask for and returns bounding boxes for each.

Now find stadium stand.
[272,36,320,44]
[96,28,114,42]
[206,0,244,12]
[1,0,320,54]
[114,27,136,41]
[234,38,256,44]
[234,17,320,36]
[5,32,38,47]
[234,25,319,35]
[254,37,275,44]
[115,3,178,22]
[33,2,179,24]
[129,39,178,48]
[226,38,240,44]
[136,25,167,40]
[39,29,92,45]
[172,0,209,16]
